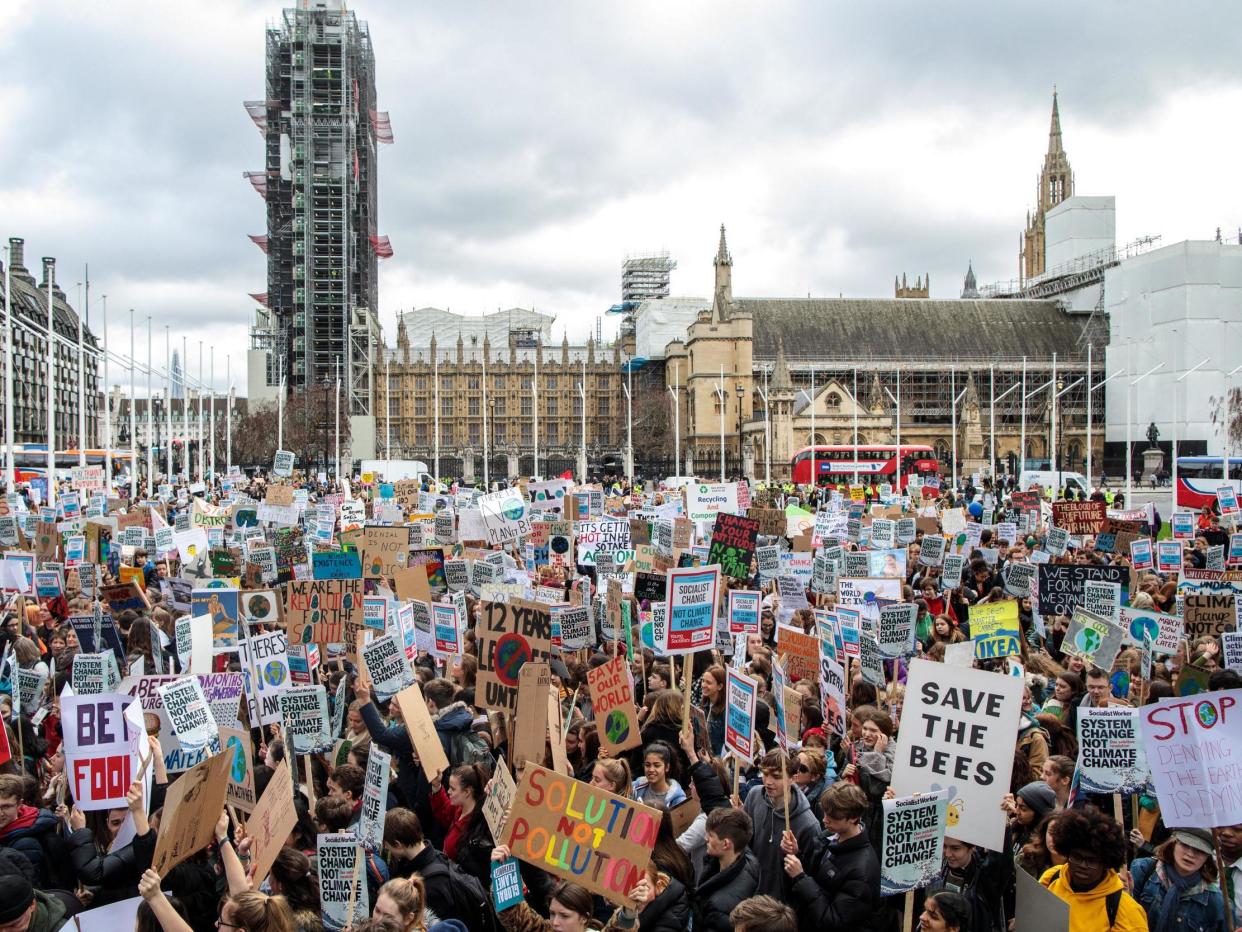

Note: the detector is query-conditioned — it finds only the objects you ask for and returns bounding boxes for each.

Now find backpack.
[419,857,501,932]
[450,729,492,767]
[1105,888,1123,929]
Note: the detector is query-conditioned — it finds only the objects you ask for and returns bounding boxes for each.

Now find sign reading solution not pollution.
[891,659,1023,852]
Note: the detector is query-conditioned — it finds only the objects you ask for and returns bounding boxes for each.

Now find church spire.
[1048,88,1063,154]
[712,223,733,316]
[715,224,732,267]
[771,337,792,393]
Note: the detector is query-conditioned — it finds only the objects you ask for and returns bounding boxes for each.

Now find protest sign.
[1140,689,1242,828]
[1036,564,1128,616]
[72,652,121,695]
[968,601,1018,661]
[1062,609,1127,671]
[279,686,332,754]
[662,566,719,655]
[503,765,660,905]
[1120,606,1184,653]
[482,754,517,839]
[477,599,553,713]
[941,554,965,589]
[1003,562,1035,600]
[880,791,949,896]
[156,676,218,751]
[575,519,631,566]
[724,667,759,761]
[513,663,552,768]
[587,656,642,755]
[248,761,299,885]
[553,605,593,652]
[285,578,364,648]
[876,603,918,659]
[727,589,760,635]
[237,630,291,728]
[361,634,416,700]
[1156,540,1184,575]
[708,513,758,580]
[1183,594,1237,640]
[151,751,232,875]
[686,483,739,523]
[1131,538,1154,572]
[1051,500,1106,534]
[1076,707,1148,794]
[776,623,820,682]
[477,487,533,546]
[891,659,1023,851]
[394,683,450,780]
[1082,580,1121,627]
[491,857,525,913]
[318,834,368,928]
[431,602,461,657]
[919,535,945,567]
[357,745,391,853]
[220,725,256,811]
[63,693,145,811]
[1223,632,1242,671]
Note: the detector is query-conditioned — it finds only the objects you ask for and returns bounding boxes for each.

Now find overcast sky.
[4,1,1241,395]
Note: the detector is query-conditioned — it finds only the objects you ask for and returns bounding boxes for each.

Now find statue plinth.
[1142,448,1164,482]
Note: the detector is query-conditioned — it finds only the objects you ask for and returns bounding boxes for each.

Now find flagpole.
[165,326,172,481]
[78,266,87,466]
[45,258,56,505]
[129,309,136,499]
[146,316,153,491]
[197,340,204,483]
[209,346,216,480]
[3,240,15,491]
[102,296,111,490]
[226,356,232,474]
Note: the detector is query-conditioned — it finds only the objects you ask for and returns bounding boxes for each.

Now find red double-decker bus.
[790,444,940,487]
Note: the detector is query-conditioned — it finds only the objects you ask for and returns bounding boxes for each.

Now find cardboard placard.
[394,683,450,781]
[586,655,642,755]
[482,754,517,839]
[476,599,553,713]
[503,765,661,905]
[220,725,256,812]
[512,663,551,768]
[247,760,299,886]
[150,751,232,876]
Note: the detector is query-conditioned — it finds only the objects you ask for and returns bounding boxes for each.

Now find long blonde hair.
[227,892,296,932]
[377,878,428,932]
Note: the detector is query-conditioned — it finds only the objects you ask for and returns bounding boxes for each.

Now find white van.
[1019,470,1090,495]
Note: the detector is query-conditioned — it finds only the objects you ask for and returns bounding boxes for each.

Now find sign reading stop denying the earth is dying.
[587,656,641,754]
[477,599,553,713]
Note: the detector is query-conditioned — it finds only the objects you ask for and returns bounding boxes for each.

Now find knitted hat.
[1016,781,1058,820]
[0,875,34,924]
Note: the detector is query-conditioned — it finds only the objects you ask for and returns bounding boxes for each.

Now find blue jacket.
[1129,856,1227,932]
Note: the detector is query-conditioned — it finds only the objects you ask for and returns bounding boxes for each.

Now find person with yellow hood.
[1040,807,1148,931]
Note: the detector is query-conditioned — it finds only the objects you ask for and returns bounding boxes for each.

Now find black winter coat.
[66,828,156,906]
[638,876,690,932]
[694,849,762,932]
[787,828,883,932]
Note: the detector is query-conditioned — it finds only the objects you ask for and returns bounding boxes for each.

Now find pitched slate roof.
[742,297,1091,362]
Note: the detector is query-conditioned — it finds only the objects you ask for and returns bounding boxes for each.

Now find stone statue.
[1146,422,1160,447]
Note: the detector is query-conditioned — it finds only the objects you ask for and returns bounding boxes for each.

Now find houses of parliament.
[376,93,1102,483]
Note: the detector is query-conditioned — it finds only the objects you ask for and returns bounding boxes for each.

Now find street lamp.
[715,365,726,483]
[990,367,1020,481]
[949,367,967,490]
[1225,363,1242,483]
[668,362,681,479]
[735,382,745,481]
[1172,353,1211,508]
[1126,361,1166,505]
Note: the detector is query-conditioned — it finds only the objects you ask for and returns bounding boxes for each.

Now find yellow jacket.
[1040,864,1149,932]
